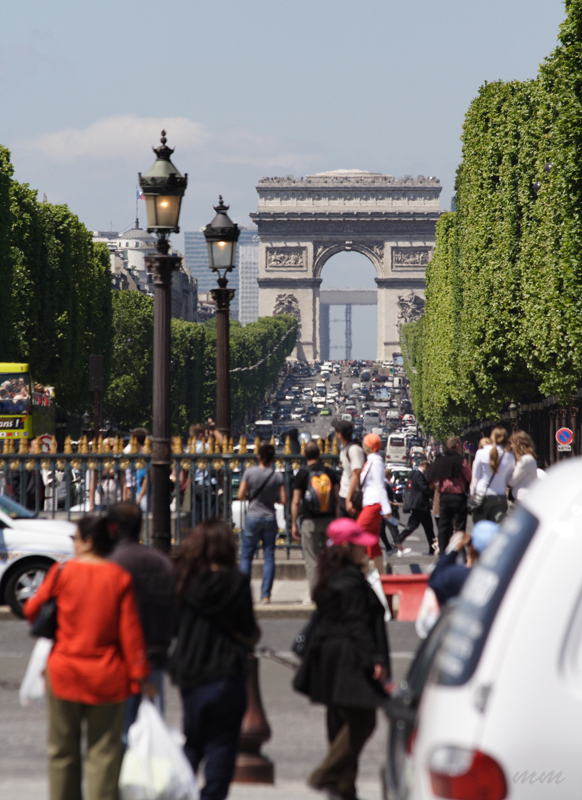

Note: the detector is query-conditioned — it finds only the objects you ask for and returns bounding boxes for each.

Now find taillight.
[429,746,507,800]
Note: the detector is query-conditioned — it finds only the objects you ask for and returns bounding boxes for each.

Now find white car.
[408,459,582,800]
[0,495,75,616]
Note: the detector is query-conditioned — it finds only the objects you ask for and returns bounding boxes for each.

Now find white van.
[408,460,582,799]
[363,409,380,433]
[386,433,407,463]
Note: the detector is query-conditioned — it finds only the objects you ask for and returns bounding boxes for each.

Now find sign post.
[555,427,573,454]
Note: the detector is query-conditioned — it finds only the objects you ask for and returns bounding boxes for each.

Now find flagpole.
[135,186,139,228]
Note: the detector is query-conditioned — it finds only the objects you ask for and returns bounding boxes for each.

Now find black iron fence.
[0,441,340,548]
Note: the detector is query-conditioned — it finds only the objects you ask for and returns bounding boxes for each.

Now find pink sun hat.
[326,517,379,548]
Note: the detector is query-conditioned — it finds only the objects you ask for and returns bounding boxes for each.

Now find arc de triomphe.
[250,169,441,361]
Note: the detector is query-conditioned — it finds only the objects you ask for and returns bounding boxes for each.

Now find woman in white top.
[357,433,392,573]
[470,427,515,523]
[508,431,538,502]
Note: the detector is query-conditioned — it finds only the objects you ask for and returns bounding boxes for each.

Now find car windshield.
[0,494,36,519]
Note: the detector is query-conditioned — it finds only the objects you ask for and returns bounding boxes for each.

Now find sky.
[1,0,568,357]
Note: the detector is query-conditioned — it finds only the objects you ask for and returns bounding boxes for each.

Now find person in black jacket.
[170,520,260,800]
[393,461,436,555]
[107,502,176,740]
[294,518,390,800]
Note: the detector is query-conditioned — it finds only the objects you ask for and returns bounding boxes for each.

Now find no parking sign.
[556,427,573,452]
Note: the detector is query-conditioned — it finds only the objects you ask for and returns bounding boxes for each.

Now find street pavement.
[0,610,421,800]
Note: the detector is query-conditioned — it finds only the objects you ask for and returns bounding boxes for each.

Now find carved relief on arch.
[313,241,384,278]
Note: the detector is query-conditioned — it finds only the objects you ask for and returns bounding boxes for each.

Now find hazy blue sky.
[1,0,568,356]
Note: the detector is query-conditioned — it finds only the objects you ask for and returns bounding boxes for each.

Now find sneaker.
[396,548,412,557]
[385,547,399,557]
[260,597,270,604]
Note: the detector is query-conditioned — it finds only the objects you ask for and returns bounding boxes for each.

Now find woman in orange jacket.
[24,515,150,800]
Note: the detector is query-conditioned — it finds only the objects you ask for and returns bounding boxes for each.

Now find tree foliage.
[106,291,297,433]
[405,1,582,437]
[0,148,113,413]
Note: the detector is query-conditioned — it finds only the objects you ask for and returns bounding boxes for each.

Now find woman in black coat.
[170,520,260,800]
[293,518,390,800]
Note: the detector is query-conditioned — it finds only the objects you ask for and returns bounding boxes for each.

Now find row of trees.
[0,146,113,412]
[403,0,582,439]
[0,146,297,432]
[105,291,297,433]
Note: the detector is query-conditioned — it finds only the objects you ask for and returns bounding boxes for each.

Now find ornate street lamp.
[204,197,240,439]
[139,131,187,552]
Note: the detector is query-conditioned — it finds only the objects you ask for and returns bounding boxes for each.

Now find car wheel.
[5,558,54,617]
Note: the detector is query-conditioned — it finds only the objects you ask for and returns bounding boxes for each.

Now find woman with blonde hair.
[508,431,538,502]
[470,426,515,523]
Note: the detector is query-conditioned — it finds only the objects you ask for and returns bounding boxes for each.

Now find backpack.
[302,465,336,516]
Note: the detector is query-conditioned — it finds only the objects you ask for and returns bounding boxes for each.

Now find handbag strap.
[248,468,276,503]
[484,451,504,493]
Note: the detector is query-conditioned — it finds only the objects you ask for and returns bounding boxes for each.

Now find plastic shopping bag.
[367,566,391,622]
[415,586,440,639]
[19,637,53,707]
[119,699,198,800]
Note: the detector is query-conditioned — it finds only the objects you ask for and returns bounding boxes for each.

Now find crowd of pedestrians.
[21,416,545,800]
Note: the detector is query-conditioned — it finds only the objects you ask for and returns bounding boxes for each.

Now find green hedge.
[0,146,113,412]
[406,0,582,437]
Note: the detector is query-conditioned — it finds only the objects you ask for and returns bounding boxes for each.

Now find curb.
[254,603,315,619]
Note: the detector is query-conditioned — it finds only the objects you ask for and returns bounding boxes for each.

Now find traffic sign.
[556,427,574,446]
[558,444,572,452]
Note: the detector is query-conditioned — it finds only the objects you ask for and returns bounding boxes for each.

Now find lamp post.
[139,130,187,552]
[204,197,240,439]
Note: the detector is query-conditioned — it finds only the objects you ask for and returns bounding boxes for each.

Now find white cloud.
[18,115,209,162]
[16,114,321,171]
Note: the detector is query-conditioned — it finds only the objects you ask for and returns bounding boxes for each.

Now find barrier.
[0,441,340,549]
[380,573,428,621]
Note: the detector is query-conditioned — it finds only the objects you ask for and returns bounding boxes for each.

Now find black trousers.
[473,495,508,524]
[309,706,376,800]
[395,509,435,550]
[438,494,467,554]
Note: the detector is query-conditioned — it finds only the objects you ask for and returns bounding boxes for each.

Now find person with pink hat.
[355,433,393,572]
[293,517,390,800]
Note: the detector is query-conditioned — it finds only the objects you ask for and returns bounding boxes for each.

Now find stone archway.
[251,169,441,360]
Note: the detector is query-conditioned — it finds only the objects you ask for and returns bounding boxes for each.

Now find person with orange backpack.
[291,441,340,598]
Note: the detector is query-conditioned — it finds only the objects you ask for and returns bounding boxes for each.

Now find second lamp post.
[204,198,240,440]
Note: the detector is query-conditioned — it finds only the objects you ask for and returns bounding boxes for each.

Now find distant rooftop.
[258,171,440,186]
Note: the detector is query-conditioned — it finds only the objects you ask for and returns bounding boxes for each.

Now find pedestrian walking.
[470,427,515,523]
[508,431,538,502]
[170,520,260,800]
[291,441,340,597]
[426,437,472,554]
[238,442,287,603]
[357,433,392,573]
[24,515,150,800]
[293,517,390,800]
[107,502,177,739]
[332,419,365,518]
[393,461,435,555]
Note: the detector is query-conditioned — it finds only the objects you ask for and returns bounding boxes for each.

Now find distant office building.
[238,242,259,325]
[184,226,258,320]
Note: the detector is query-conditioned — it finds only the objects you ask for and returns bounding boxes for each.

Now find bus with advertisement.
[0,363,55,442]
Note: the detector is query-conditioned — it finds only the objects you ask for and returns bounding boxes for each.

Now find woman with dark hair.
[426,437,472,553]
[293,518,390,800]
[24,515,149,800]
[170,520,260,800]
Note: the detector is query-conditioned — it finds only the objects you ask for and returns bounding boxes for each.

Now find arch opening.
[319,251,378,361]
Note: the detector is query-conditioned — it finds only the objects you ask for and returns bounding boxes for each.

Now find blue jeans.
[123,668,165,747]
[181,676,247,800]
[239,516,278,599]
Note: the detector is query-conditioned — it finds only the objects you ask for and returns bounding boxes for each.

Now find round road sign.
[556,427,573,446]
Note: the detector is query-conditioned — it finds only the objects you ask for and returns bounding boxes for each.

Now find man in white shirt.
[333,419,365,518]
